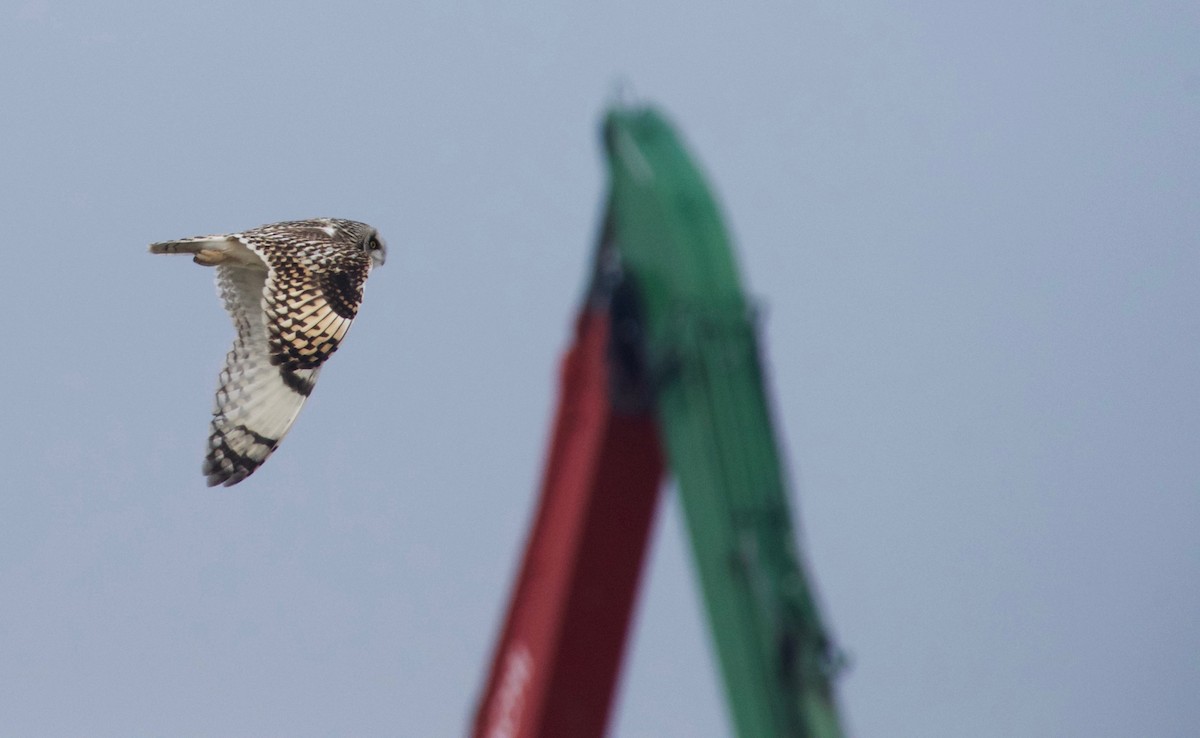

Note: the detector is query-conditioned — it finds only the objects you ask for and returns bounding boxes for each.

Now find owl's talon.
[192,249,228,266]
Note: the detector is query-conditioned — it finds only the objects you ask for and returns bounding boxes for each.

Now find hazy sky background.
[1,2,1196,736]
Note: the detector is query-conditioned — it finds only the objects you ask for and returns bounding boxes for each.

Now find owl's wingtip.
[205,470,248,488]
[203,457,253,488]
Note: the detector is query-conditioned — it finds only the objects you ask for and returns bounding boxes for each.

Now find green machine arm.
[604,107,846,738]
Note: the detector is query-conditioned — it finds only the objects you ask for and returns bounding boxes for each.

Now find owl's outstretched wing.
[204,240,371,487]
[204,262,320,487]
[261,248,370,386]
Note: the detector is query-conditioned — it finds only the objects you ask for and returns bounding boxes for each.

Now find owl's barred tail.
[149,241,201,254]
[149,236,245,267]
[149,236,234,254]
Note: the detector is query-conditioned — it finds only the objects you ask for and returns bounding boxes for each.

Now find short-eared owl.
[150,218,386,487]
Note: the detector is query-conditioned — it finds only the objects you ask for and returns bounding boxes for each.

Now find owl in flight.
[150,218,386,487]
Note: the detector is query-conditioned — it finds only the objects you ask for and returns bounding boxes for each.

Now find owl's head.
[362,229,387,268]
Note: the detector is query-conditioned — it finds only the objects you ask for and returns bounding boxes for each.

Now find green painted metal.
[603,106,846,738]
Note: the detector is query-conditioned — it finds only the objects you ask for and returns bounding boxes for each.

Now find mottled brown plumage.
[150,218,386,486]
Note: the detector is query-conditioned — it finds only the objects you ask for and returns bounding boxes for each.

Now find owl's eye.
[366,236,381,251]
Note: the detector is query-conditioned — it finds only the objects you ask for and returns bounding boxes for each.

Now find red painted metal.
[471,308,664,738]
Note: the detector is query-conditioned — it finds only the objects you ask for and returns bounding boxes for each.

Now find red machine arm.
[471,282,664,738]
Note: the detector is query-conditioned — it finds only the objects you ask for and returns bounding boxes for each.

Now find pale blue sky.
[0,2,1196,736]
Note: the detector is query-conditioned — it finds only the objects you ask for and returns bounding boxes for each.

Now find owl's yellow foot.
[192,249,228,266]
